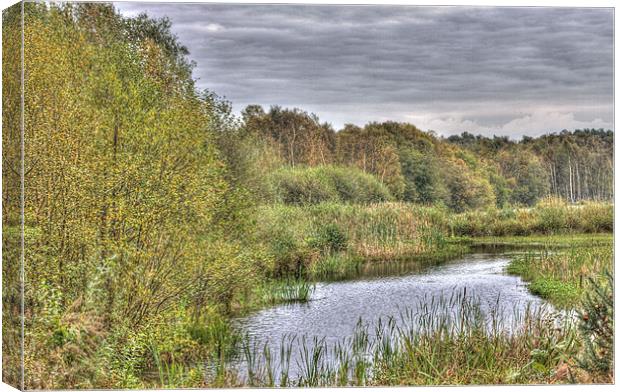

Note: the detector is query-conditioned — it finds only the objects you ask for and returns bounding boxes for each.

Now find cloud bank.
[115,3,613,138]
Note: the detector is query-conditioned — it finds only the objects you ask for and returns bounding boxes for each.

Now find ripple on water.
[228,253,554,382]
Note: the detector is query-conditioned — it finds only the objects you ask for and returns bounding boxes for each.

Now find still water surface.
[229,252,553,382]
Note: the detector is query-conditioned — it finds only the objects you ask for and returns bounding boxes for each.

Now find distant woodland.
[222,104,612,211]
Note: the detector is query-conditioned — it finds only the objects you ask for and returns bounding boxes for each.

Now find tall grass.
[450,198,613,237]
[231,291,579,386]
[149,343,203,388]
[507,244,613,308]
[256,199,612,280]
[260,280,315,304]
[308,254,365,280]
[256,202,453,276]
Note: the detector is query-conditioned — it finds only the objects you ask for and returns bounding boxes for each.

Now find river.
[226,251,555,384]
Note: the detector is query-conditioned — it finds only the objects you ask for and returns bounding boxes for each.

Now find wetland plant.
[234,290,578,386]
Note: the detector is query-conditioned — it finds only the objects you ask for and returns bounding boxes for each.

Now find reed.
[257,200,612,280]
[507,243,613,307]
[148,342,203,388]
[259,279,316,304]
[232,290,581,386]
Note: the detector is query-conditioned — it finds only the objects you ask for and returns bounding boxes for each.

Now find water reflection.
[227,253,558,383]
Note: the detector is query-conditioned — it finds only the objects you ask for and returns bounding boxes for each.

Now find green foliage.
[258,279,316,304]
[200,241,273,312]
[507,243,612,308]
[527,279,579,304]
[499,150,550,206]
[9,3,267,388]
[243,105,336,167]
[307,223,349,253]
[3,1,614,389]
[237,105,612,212]
[257,202,453,274]
[399,149,448,204]
[443,160,496,212]
[449,199,612,237]
[308,254,365,280]
[448,129,613,204]
[266,165,393,205]
[577,271,613,382]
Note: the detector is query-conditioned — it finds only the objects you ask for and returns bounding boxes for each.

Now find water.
[227,252,554,383]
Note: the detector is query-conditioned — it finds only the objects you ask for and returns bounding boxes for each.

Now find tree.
[15,4,260,387]
[243,105,335,167]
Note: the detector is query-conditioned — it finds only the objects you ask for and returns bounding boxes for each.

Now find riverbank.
[144,232,612,388]
[253,200,612,280]
[21,200,612,389]
[504,235,613,308]
[142,203,613,388]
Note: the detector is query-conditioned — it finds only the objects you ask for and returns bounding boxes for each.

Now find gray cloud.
[114,2,613,138]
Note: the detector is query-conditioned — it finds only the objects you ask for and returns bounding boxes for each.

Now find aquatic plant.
[233,290,583,386]
[507,243,613,307]
[262,279,316,304]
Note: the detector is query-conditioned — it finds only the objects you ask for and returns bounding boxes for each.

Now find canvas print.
[1,1,614,389]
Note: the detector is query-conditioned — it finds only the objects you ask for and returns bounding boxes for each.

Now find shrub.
[266,165,393,205]
[531,198,569,233]
[577,271,613,382]
[576,202,613,233]
[307,223,348,253]
[201,242,269,311]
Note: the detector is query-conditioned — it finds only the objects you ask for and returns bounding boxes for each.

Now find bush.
[306,223,348,253]
[577,271,613,382]
[201,242,271,311]
[531,198,569,233]
[253,205,315,276]
[266,165,393,205]
[576,202,613,233]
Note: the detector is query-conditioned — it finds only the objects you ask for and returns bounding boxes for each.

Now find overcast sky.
[115,2,613,138]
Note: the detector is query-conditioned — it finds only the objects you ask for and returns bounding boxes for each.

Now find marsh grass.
[507,244,613,308]
[257,202,451,273]
[148,342,204,388]
[308,253,365,280]
[449,199,612,237]
[236,279,317,313]
[469,233,613,249]
[259,279,316,304]
[257,201,611,281]
[231,291,578,386]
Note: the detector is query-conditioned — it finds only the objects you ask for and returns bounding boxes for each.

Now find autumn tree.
[243,105,335,167]
[14,3,261,387]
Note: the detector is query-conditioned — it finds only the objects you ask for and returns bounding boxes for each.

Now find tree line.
[221,104,613,212]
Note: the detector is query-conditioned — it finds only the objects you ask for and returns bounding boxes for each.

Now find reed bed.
[229,291,577,387]
[256,200,612,280]
[261,280,316,304]
[450,199,613,237]
[508,245,613,307]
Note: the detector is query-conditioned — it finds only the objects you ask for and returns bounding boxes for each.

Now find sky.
[115,2,614,138]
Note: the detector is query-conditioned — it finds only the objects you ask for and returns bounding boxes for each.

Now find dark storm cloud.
[115,2,613,137]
